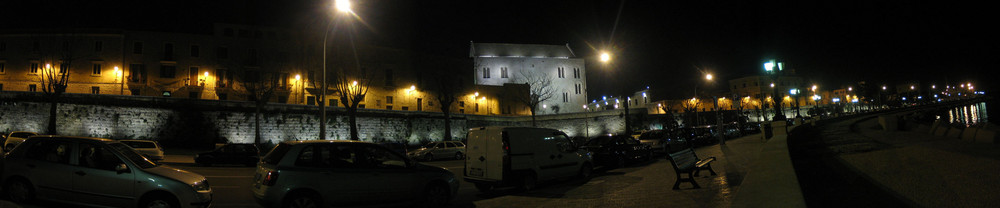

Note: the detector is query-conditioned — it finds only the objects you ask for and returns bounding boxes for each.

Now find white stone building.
[469,42,587,114]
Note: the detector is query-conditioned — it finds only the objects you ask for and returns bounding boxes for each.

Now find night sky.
[5,0,997,101]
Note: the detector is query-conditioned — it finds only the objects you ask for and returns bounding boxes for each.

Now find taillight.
[262,171,279,186]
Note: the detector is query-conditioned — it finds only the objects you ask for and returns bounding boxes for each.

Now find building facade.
[470,42,588,115]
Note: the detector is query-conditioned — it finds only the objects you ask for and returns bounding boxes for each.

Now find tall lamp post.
[320,0,353,140]
[600,51,632,136]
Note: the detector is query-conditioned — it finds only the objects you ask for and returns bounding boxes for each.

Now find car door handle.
[75,171,86,176]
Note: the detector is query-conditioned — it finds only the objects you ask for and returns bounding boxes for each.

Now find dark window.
[0,42,5,51]
[563,92,568,102]
[386,105,393,110]
[129,64,147,82]
[62,41,69,51]
[483,68,490,78]
[417,98,422,111]
[190,45,199,57]
[574,68,580,78]
[30,63,38,73]
[254,30,263,38]
[130,89,140,95]
[330,99,338,107]
[218,93,227,100]
[459,101,465,107]
[307,96,315,105]
[0,84,3,91]
[95,41,102,52]
[0,63,5,73]
[501,67,508,78]
[575,84,581,94]
[189,92,200,99]
[92,64,102,75]
[91,86,100,94]
[32,41,39,51]
[217,47,228,59]
[25,140,72,164]
[133,42,143,54]
[163,43,174,60]
[160,65,176,78]
[402,106,409,111]
[29,84,36,92]
[239,29,249,38]
[475,103,479,112]
[386,96,393,104]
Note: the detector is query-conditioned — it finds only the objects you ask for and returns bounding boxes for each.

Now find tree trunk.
[47,100,58,135]
[443,111,452,141]
[254,103,262,145]
[530,107,537,127]
[348,108,359,140]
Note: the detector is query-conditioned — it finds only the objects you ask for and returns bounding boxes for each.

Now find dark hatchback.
[638,129,690,154]
[195,143,261,166]
[582,135,653,168]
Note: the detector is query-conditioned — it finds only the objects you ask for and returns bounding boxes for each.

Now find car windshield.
[422,142,439,148]
[262,143,292,165]
[10,132,36,138]
[108,142,158,169]
[121,141,157,148]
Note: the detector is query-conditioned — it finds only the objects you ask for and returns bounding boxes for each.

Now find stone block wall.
[1,92,632,147]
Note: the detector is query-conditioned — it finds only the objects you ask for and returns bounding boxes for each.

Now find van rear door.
[465,128,504,181]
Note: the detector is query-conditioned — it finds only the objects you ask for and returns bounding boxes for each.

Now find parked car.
[637,129,689,154]
[194,143,260,166]
[680,126,720,146]
[119,139,166,161]
[251,140,458,207]
[1,136,212,207]
[741,122,762,134]
[3,131,39,152]
[407,141,466,161]
[464,127,593,192]
[582,135,653,167]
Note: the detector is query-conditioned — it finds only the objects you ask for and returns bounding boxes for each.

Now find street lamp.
[600,51,632,136]
[320,0,354,140]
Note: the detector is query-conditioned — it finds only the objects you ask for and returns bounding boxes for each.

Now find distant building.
[470,42,588,114]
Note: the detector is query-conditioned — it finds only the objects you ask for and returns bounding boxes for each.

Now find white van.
[464,126,593,192]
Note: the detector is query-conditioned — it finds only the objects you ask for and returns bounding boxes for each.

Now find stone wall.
[1,92,629,147]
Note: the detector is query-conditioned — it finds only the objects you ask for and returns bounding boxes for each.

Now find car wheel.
[454,152,464,160]
[578,163,593,179]
[519,172,537,191]
[284,192,322,208]
[424,153,434,161]
[5,178,34,203]
[474,183,493,192]
[139,193,180,208]
[422,183,450,207]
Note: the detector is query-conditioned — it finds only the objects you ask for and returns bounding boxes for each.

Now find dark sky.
[5,0,997,100]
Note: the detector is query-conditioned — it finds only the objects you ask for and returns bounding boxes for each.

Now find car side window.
[25,140,72,164]
[445,142,455,148]
[359,146,407,169]
[79,143,124,171]
[554,134,574,153]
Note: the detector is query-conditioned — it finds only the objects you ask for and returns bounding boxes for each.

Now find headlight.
[192,179,210,191]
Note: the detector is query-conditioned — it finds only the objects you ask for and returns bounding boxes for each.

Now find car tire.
[284,192,323,208]
[139,193,180,208]
[5,178,34,203]
[519,172,537,191]
[424,153,434,161]
[422,183,450,207]
[578,163,593,179]
[474,183,493,193]
[454,152,464,160]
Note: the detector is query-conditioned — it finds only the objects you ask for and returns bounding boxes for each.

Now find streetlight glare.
[335,0,352,13]
[295,74,301,80]
[705,74,713,80]
[599,52,611,63]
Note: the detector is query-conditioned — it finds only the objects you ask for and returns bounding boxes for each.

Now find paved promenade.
[823,115,1000,207]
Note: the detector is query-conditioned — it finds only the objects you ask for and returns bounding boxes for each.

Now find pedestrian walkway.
[470,133,772,208]
[831,115,1000,207]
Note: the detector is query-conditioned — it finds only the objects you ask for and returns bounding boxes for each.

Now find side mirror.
[115,163,130,174]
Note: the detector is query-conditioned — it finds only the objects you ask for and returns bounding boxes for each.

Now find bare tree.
[659,101,678,130]
[510,70,555,127]
[333,66,371,140]
[35,34,84,134]
[235,70,280,145]
[681,98,700,127]
[421,56,468,141]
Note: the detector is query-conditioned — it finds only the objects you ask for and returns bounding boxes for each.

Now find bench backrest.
[668,148,699,171]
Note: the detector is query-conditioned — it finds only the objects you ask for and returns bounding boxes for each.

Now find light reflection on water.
[947,102,989,127]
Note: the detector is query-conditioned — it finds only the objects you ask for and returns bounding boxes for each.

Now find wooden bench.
[667,148,717,189]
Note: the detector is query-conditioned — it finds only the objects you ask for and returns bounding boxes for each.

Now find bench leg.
[706,164,718,176]
[688,172,701,189]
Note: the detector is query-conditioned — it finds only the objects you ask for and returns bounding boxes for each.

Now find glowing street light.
[705,73,713,80]
[320,0,357,140]
[335,0,352,13]
[599,52,611,63]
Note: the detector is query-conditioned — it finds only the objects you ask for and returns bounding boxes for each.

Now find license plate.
[470,169,483,177]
